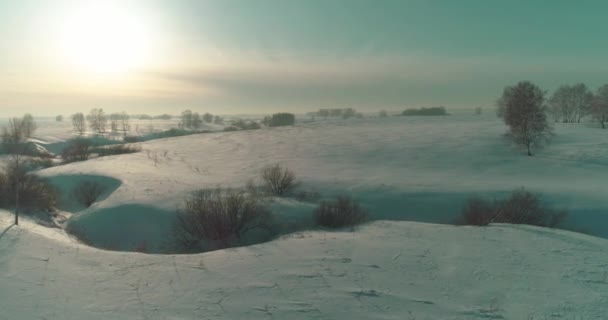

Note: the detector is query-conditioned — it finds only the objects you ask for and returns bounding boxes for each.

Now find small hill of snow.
[1,211,607,319]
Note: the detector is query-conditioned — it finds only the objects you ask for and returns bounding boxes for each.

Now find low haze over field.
[2,0,608,116]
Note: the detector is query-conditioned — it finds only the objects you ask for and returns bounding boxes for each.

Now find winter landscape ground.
[1,113,607,319]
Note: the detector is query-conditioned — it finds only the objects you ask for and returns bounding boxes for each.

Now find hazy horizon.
[2,0,608,117]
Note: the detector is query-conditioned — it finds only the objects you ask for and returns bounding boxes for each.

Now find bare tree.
[109,113,120,132]
[87,108,107,134]
[498,81,552,156]
[549,83,593,123]
[592,84,608,129]
[180,110,193,128]
[1,117,24,144]
[1,114,37,145]
[119,112,130,134]
[21,114,36,139]
[72,112,86,135]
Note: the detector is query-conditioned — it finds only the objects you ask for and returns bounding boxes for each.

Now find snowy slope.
[35,115,608,251]
[1,211,608,320]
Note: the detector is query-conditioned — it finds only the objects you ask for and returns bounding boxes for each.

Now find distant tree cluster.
[548,83,593,123]
[232,119,261,130]
[315,108,359,119]
[179,110,203,129]
[109,112,131,134]
[262,113,296,127]
[69,109,131,136]
[401,106,447,116]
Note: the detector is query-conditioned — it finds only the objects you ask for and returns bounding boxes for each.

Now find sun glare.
[57,3,152,74]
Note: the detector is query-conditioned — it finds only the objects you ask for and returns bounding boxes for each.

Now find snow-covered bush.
[261,164,297,196]
[314,195,367,229]
[460,189,566,228]
[72,181,106,208]
[175,188,273,251]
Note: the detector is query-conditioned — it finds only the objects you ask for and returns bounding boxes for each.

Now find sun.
[57,3,152,74]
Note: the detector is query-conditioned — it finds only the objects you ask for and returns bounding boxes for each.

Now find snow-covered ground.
[33,114,608,250]
[2,114,608,318]
[2,211,607,319]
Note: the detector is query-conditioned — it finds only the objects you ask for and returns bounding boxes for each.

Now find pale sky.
[1,0,608,117]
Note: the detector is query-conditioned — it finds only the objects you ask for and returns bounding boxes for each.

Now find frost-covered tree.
[498,81,552,156]
[592,84,608,129]
[71,112,86,135]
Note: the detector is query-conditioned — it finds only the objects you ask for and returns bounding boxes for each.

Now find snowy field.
[2,114,608,318]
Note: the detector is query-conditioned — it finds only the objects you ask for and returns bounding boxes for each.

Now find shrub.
[175,188,273,251]
[92,144,141,157]
[461,196,494,226]
[62,138,92,163]
[261,164,297,196]
[460,189,567,228]
[233,120,261,130]
[72,181,106,208]
[18,175,58,211]
[123,136,139,143]
[314,195,367,229]
[267,113,295,127]
[223,126,239,132]
[0,163,57,212]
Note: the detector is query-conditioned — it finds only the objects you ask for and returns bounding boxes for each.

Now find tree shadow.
[0,223,15,241]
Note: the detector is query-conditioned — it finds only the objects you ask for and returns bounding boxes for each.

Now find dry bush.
[461,196,494,226]
[175,188,273,251]
[93,144,141,157]
[72,181,106,208]
[62,138,92,163]
[123,136,139,143]
[314,195,367,229]
[461,189,567,228]
[261,164,297,196]
[0,162,57,212]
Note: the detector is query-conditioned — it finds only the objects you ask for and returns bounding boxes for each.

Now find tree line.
[497,81,608,156]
